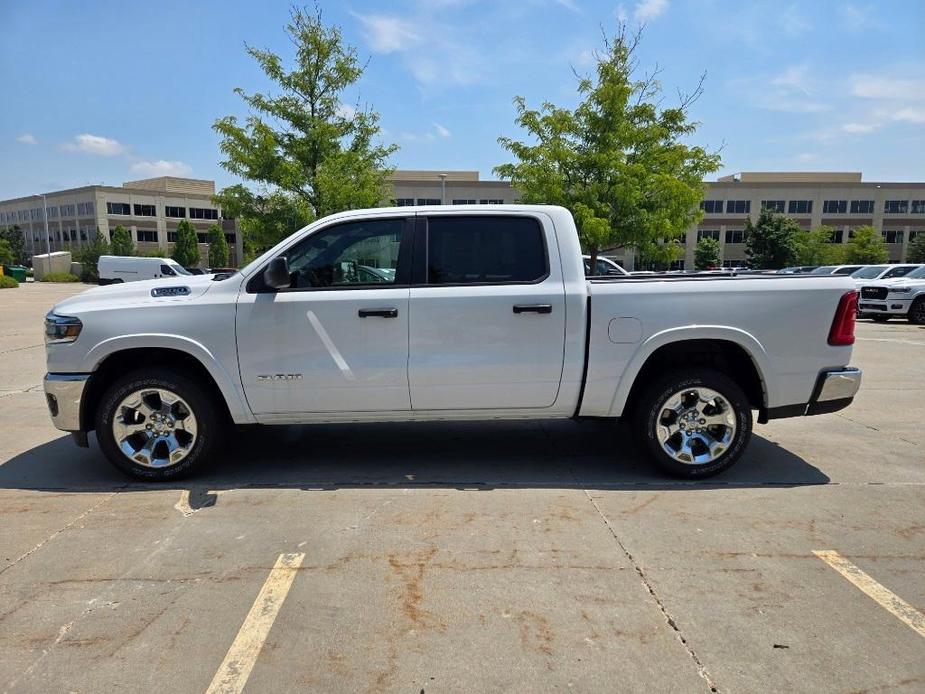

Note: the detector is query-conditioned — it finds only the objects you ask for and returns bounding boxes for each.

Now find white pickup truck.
[43,205,862,480]
[858,265,925,323]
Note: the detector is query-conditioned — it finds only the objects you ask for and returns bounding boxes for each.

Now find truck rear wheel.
[634,369,752,478]
[95,368,219,480]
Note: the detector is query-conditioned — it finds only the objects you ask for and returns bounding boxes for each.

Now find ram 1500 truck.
[43,205,862,480]
[858,265,925,323]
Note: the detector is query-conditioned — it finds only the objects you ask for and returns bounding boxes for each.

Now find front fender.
[81,333,254,424]
[607,325,773,417]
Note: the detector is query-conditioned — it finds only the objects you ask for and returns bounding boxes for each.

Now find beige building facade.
[388,170,925,269]
[0,177,243,267]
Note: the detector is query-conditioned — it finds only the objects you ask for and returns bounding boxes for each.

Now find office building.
[0,177,243,267]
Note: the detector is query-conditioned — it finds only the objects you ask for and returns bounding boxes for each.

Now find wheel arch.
[79,341,251,431]
[611,328,770,419]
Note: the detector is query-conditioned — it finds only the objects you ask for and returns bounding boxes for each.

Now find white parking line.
[856,337,925,347]
[814,550,925,639]
[206,553,305,694]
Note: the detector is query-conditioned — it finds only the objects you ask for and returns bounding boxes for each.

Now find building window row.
[761,200,785,213]
[165,206,185,218]
[788,200,812,214]
[106,202,131,215]
[134,204,156,217]
[137,230,158,242]
[189,207,219,220]
[697,229,720,242]
[724,229,746,244]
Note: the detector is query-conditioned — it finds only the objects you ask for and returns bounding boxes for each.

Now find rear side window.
[426,216,547,284]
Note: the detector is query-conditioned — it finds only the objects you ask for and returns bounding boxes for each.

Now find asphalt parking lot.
[1,281,923,693]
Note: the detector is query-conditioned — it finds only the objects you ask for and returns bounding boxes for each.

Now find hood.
[50,274,219,316]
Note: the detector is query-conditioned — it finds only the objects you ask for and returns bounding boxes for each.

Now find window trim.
[246,217,414,294]
[415,214,551,288]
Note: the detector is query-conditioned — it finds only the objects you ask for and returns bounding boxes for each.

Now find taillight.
[828,291,858,346]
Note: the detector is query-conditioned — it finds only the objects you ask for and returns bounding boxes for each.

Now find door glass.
[160,264,176,276]
[282,219,404,288]
[427,216,546,284]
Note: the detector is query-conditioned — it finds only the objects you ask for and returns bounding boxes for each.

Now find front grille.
[861,286,888,300]
[859,303,886,311]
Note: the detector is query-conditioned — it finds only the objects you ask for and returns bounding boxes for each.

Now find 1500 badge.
[256,374,303,382]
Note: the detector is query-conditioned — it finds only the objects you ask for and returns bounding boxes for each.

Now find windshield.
[851,266,887,279]
[810,266,836,274]
[882,265,917,279]
[169,262,192,276]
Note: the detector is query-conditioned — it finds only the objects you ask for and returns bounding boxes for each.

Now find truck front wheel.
[908,297,925,325]
[95,368,220,480]
[635,369,752,478]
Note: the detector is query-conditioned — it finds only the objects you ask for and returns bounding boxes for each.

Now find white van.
[97,256,193,285]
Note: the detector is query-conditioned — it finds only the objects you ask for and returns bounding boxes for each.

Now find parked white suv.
[43,205,861,481]
[858,265,925,323]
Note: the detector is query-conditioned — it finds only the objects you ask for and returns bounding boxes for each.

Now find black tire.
[871,314,890,323]
[95,367,220,480]
[908,297,925,325]
[633,368,752,479]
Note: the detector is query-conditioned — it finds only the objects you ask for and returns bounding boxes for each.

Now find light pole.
[40,193,51,256]
[438,173,447,205]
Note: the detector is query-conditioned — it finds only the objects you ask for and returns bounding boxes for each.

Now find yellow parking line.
[206,553,305,694]
[814,550,925,639]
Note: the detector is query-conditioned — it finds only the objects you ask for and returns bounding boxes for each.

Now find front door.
[236,216,413,415]
[408,213,567,410]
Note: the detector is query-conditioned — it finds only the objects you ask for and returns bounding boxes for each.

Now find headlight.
[45,314,82,344]
[888,287,912,294]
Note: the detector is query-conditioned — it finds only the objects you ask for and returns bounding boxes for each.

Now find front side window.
[160,264,177,276]
[426,216,546,285]
[281,218,405,289]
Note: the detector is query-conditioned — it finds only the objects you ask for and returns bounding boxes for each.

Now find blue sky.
[1,0,923,199]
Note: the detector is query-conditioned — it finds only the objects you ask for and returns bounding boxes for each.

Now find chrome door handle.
[358,308,398,318]
[513,304,552,314]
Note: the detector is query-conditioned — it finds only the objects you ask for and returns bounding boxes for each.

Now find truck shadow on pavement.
[0,419,829,502]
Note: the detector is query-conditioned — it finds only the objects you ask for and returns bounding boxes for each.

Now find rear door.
[408,212,567,410]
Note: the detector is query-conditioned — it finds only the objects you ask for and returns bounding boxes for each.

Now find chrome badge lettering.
[256,374,303,382]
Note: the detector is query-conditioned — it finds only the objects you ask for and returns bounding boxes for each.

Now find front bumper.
[761,367,862,421]
[858,299,912,315]
[43,373,90,432]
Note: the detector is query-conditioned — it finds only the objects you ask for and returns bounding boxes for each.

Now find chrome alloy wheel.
[111,388,198,468]
[656,387,737,465]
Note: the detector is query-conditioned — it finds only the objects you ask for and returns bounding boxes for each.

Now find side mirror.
[264,256,291,290]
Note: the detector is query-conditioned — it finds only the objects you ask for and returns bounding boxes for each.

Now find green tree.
[844,225,889,264]
[213,6,397,255]
[171,220,201,267]
[744,209,801,269]
[75,228,111,282]
[0,238,13,266]
[495,27,721,269]
[109,225,135,256]
[694,237,721,269]
[794,225,846,266]
[906,233,925,263]
[207,223,229,268]
[0,226,25,264]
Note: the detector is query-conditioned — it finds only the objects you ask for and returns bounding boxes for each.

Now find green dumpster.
[3,266,27,282]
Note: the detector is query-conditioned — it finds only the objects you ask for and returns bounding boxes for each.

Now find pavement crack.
[0,488,125,578]
[579,487,720,693]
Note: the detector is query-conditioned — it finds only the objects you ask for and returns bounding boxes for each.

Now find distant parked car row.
[855,264,925,324]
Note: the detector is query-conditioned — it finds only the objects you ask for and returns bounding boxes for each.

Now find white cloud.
[63,133,126,156]
[850,74,925,100]
[771,64,811,95]
[842,122,880,134]
[838,3,882,31]
[892,107,925,124]
[553,0,581,12]
[433,123,451,138]
[129,160,193,177]
[17,133,37,145]
[353,13,419,54]
[634,0,668,22]
[615,4,628,23]
[336,102,357,120]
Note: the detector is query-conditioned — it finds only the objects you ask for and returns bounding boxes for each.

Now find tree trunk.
[589,246,599,276]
